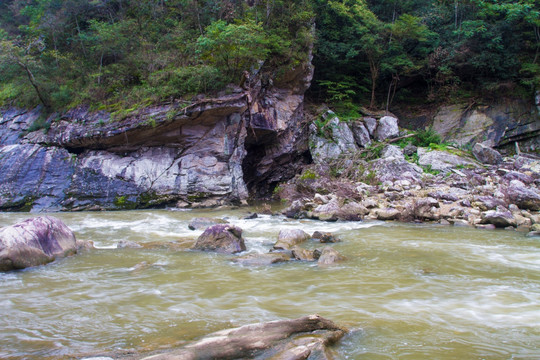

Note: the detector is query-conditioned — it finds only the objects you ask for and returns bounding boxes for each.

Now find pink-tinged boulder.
[0,216,80,271]
[192,224,246,254]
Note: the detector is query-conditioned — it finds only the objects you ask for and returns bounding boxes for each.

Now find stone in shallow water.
[0,216,80,271]
[273,229,311,250]
[138,314,346,360]
[192,224,246,254]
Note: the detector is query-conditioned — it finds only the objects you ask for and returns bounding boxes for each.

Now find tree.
[196,20,269,81]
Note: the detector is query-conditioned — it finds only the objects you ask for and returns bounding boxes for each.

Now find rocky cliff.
[0,63,313,212]
[398,99,540,153]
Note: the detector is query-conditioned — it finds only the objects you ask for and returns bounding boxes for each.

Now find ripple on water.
[1,210,539,360]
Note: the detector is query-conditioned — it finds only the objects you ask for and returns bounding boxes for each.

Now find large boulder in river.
[139,314,346,360]
[274,229,311,250]
[0,216,79,271]
[192,224,246,254]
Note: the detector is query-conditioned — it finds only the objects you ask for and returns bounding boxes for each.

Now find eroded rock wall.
[0,64,313,211]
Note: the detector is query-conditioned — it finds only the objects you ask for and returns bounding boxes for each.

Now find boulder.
[274,229,311,250]
[291,246,320,261]
[418,149,478,172]
[233,252,292,266]
[472,142,502,164]
[472,196,507,211]
[374,208,401,221]
[505,180,540,211]
[318,247,345,266]
[0,216,79,271]
[374,116,399,141]
[188,217,229,230]
[370,156,423,183]
[480,209,517,228]
[139,314,346,360]
[192,224,246,254]
[309,112,358,165]
[363,117,377,136]
[312,231,340,243]
[312,199,367,221]
[414,197,440,221]
[351,122,371,148]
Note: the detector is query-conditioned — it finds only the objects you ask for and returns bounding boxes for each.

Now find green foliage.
[413,129,442,147]
[196,20,270,80]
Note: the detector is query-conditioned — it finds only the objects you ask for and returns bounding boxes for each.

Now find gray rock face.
[363,117,377,136]
[0,216,78,271]
[371,156,423,183]
[472,142,502,164]
[274,229,311,250]
[0,57,314,211]
[139,314,346,360]
[0,144,75,212]
[374,116,399,141]
[192,224,246,254]
[418,149,478,172]
[427,101,539,153]
[505,180,540,211]
[351,122,371,148]
[309,111,358,165]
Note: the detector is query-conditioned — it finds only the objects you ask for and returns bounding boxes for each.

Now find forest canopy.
[0,0,538,112]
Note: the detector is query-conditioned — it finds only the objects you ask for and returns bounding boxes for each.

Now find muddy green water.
[1,209,539,359]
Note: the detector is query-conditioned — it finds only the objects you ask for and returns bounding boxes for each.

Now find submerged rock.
[317,247,345,266]
[192,224,246,254]
[233,252,292,266]
[139,314,346,360]
[0,216,81,271]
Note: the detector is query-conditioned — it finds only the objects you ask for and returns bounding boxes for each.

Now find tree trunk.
[368,55,379,109]
[18,60,50,109]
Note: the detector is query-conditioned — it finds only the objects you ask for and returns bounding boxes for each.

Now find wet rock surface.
[0,216,82,271]
[192,224,246,254]
[138,314,346,360]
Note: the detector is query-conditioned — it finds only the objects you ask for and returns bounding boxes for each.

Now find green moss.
[299,169,318,181]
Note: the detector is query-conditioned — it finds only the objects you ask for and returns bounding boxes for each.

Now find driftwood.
[140,314,347,360]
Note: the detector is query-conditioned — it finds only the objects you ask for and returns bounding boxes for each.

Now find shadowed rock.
[472,142,502,165]
[139,314,347,360]
[480,209,516,228]
[0,216,81,271]
[192,224,246,254]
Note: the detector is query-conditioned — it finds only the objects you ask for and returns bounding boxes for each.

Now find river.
[1,208,539,359]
